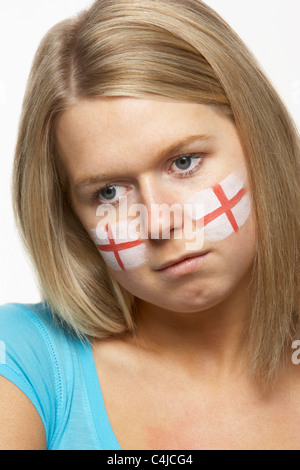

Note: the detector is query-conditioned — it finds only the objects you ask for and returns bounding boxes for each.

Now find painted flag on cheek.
[92,221,147,271]
[187,172,251,242]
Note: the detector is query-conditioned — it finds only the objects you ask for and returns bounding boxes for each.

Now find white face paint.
[90,219,147,271]
[90,171,251,271]
[186,171,251,242]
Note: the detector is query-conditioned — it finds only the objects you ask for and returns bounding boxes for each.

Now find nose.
[138,175,183,240]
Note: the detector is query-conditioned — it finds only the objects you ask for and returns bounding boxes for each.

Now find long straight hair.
[12,0,300,385]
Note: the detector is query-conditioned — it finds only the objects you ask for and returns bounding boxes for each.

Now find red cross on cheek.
[97,224,144,271]
[193,183,247,231]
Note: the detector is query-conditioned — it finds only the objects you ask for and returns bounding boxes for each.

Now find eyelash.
[169,153,204,177]
[92,153,204,204]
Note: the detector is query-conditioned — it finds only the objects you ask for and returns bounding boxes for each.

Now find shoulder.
[0,302,61,413]
[0,302,57,368]
[0,375,47,449]
[0,301,60,334]
[0,301,84,387]
[0,302,55,340]
[0,301,80,357]
[0,302,85,448]
[0,303,56,449]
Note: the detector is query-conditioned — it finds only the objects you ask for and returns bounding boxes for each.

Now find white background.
[0,0,299,305]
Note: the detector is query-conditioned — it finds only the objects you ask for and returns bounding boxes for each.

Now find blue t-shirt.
[0,302,122,450]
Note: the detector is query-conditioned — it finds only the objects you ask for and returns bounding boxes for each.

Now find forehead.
[55,97,239,182]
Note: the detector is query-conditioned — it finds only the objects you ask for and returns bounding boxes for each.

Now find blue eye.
[100,185,117,200]
[93,184,127,204]
[170,154,203,176]
[174,156,194,170]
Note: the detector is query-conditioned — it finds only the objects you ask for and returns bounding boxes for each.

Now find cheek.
[186,171,252,244]
[89,219,149,272]
[84,170,253,275]
[238,211,257,257]
[218,212,257,277]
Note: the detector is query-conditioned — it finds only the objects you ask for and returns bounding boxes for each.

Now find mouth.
[155,250,210,278]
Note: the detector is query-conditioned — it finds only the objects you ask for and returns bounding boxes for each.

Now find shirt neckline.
[78,339,122,450]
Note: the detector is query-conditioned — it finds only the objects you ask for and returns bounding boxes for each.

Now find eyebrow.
[73,134,213,192]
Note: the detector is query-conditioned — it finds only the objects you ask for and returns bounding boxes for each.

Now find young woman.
[0,0,299,450]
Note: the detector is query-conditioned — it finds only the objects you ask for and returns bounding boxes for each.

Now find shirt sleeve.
[0,303,61,447]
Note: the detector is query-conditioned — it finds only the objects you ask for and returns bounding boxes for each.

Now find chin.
[142,287,228,314]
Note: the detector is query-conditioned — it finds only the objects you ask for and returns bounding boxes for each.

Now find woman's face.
[56,97,256,312]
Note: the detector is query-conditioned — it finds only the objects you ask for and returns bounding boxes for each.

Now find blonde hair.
[13,0,299,384]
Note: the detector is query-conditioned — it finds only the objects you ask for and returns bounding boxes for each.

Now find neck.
[130,275,251,380]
